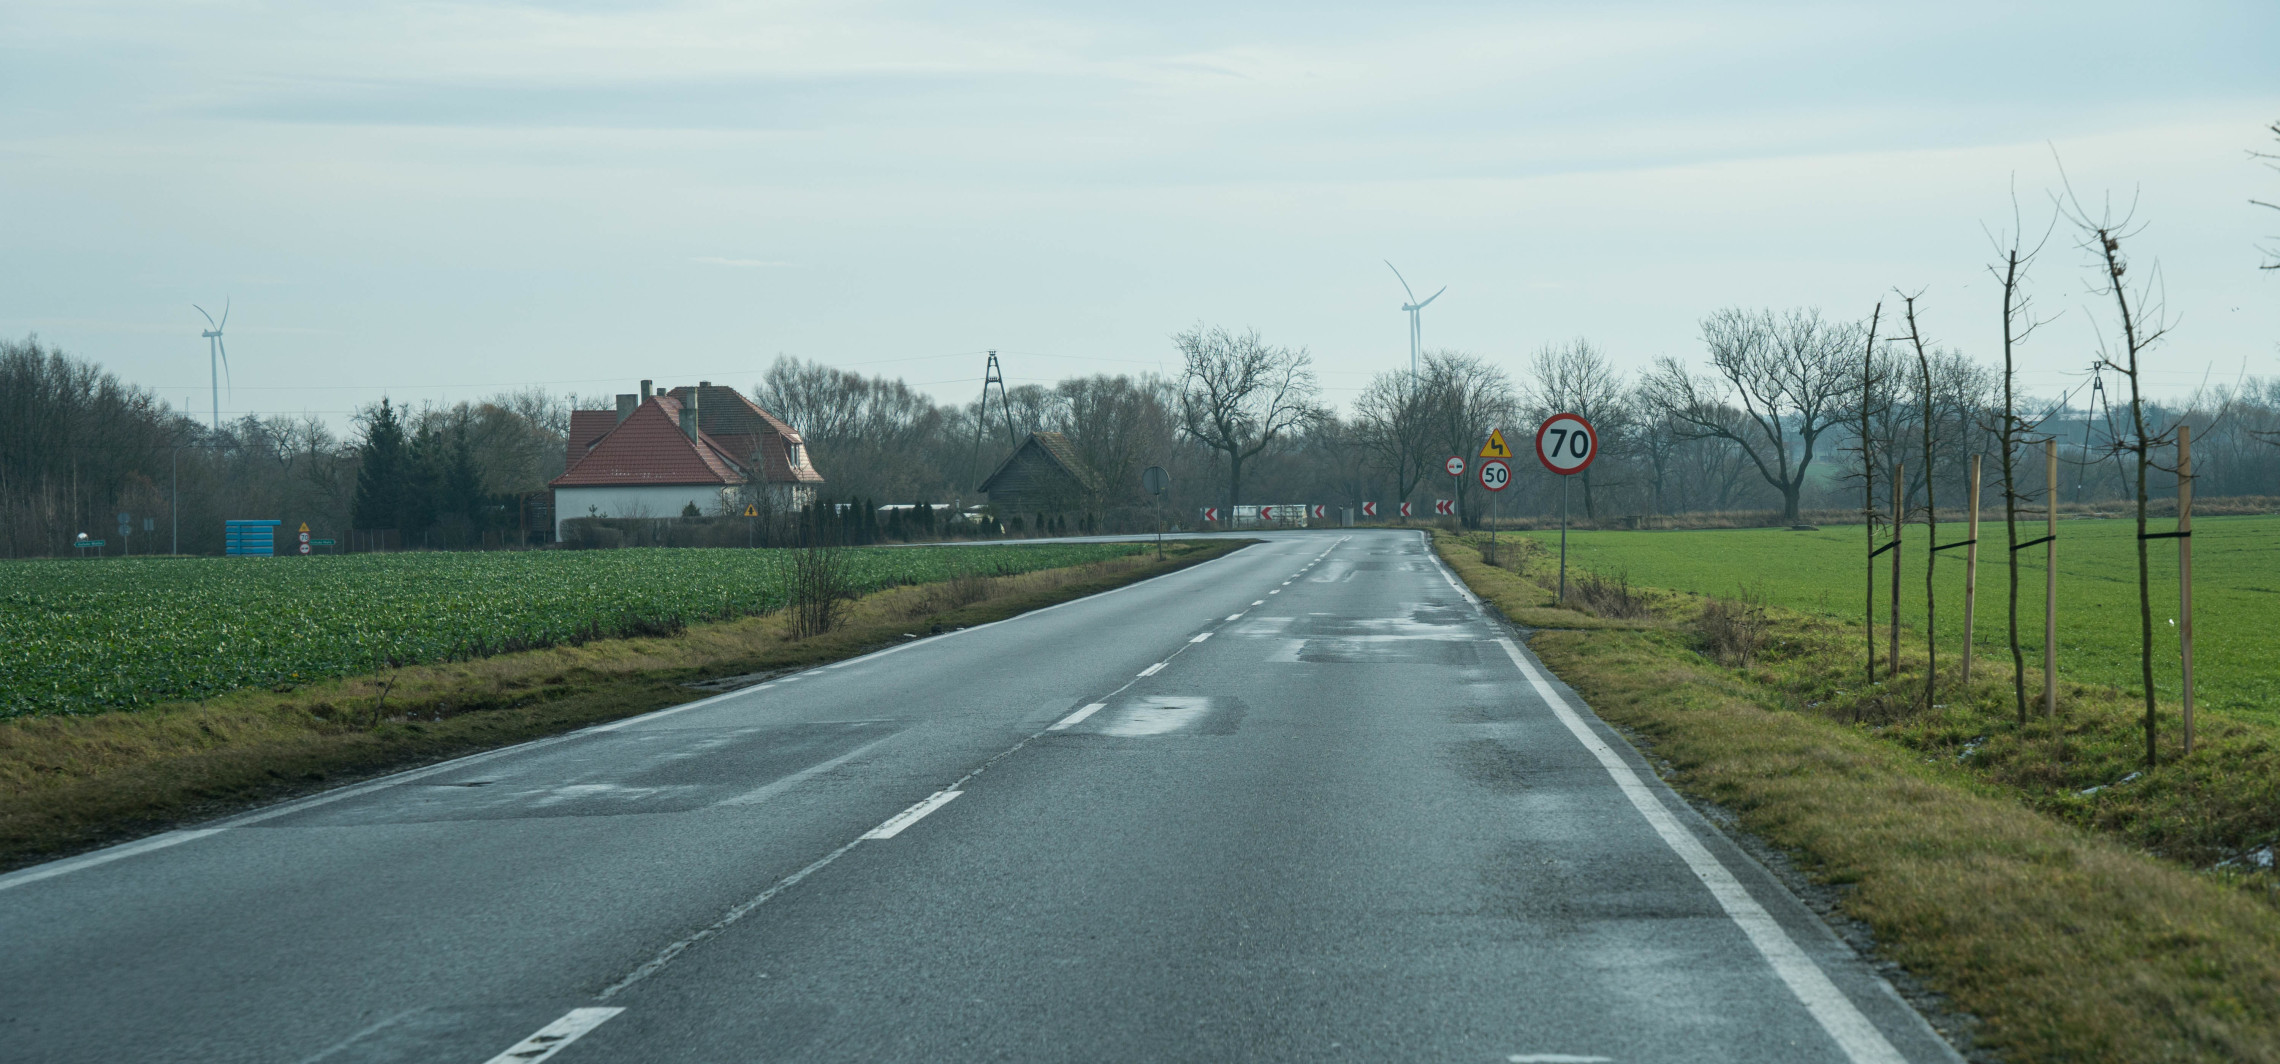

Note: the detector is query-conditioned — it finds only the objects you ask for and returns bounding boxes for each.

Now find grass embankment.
[1436,531,2280,1064]
[0,541,1244,872]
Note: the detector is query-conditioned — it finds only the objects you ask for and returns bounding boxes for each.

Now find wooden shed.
[976,432,1101,513]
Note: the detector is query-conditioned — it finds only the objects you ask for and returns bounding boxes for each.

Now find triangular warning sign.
[297,522,310,533]
[743,504,759,517]
[1479,429,1512,459]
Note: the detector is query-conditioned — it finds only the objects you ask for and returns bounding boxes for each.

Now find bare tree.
[2256,119,2280,270]
[1641,308,1863,525]
[1631,390,1682,516]
[1421,351,1518,525]
[1984,197,2058,723]
[2060,178,2173,767]
[1854,302,1885,684]
[1355,370,1437,507]
[1523,339,1629,520]
[1047,374,1177,510]
[1174,326,1322,517]
[1896,293,1944,711]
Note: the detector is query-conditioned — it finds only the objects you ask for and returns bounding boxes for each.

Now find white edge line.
[860,789,963,839]
[481,1007,624,1064]
[1048,703,1108,731]
[0,828,225,892]
[1138,662,1166,676]
[1425,535,1906,1064]
[1496,636,1906,1064]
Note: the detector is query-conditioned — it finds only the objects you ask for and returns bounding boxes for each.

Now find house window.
[788,443,804,468]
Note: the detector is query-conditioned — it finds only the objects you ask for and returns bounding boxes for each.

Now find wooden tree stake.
[2044,439,2058,718]
[1890,463,1903,675]
[2179,424,2195,754]
[1963,453,1982,683]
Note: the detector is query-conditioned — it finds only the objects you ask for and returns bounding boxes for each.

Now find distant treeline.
[6,323,2277,557]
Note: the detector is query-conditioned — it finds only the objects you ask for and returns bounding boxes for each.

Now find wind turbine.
[1384,262,1444,384]
[194,301,230,431]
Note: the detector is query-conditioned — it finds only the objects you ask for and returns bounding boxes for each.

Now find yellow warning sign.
[1479,429,1512,459]
[297,522,310,533]
[743,504,759,517]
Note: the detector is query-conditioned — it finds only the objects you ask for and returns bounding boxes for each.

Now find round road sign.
[1478,458,1511,492]
[1444,456,1466,477]
[1534,413,1598,475]
[298,542,312,555]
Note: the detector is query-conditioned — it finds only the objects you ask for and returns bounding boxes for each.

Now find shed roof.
[976,431,1101,496]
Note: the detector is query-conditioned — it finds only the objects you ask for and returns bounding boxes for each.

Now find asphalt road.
[0,530,1961,1064]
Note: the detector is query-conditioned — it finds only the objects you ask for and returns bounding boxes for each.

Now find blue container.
[224,519,282,557]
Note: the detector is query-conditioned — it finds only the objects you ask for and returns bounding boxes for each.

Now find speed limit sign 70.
[1478,458,1511,492]
[1535,413,1598,475]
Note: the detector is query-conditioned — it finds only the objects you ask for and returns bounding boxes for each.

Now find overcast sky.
[3,1,2274,430]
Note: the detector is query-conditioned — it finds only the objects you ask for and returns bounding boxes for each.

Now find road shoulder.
[1432,528,2280,1064]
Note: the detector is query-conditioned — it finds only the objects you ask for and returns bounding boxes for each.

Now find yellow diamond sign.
[1479,429,1512,459]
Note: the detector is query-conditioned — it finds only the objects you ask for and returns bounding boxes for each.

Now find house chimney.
[683,387,702,441]
[639,379,653,398]
[615,393,636,423]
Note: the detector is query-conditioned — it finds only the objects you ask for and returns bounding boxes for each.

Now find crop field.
[0,543,1147,719]
[1513,513,2280,722]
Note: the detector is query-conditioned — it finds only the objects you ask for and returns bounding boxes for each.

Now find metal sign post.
[1534,414,1598,605]
[1443,456,1464,527]
[1142,466,1169,558]
[1478,429,1512,551]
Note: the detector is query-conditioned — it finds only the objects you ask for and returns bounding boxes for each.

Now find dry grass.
[0,541,1246,871]
[1431,528,2280,1061]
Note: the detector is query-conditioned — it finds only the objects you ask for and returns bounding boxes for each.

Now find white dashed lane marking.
[862,790,963,840]
[1049,703,1108,731]
[480,1008,623,1064]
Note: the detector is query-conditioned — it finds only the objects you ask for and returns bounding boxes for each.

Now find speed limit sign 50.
[1535,413,1598,475]
[1478,458,1511,492]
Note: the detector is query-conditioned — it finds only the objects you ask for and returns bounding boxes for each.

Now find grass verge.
[1434,529,2280,1063]
[0,540,1247,873]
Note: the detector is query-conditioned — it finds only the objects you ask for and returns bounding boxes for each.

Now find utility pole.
[969,350,1018,477]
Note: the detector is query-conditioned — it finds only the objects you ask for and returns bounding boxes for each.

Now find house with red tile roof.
[550,380,823,539]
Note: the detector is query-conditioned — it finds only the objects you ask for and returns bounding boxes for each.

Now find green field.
[1515,514,2279,721]
[0,544,1146,719]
